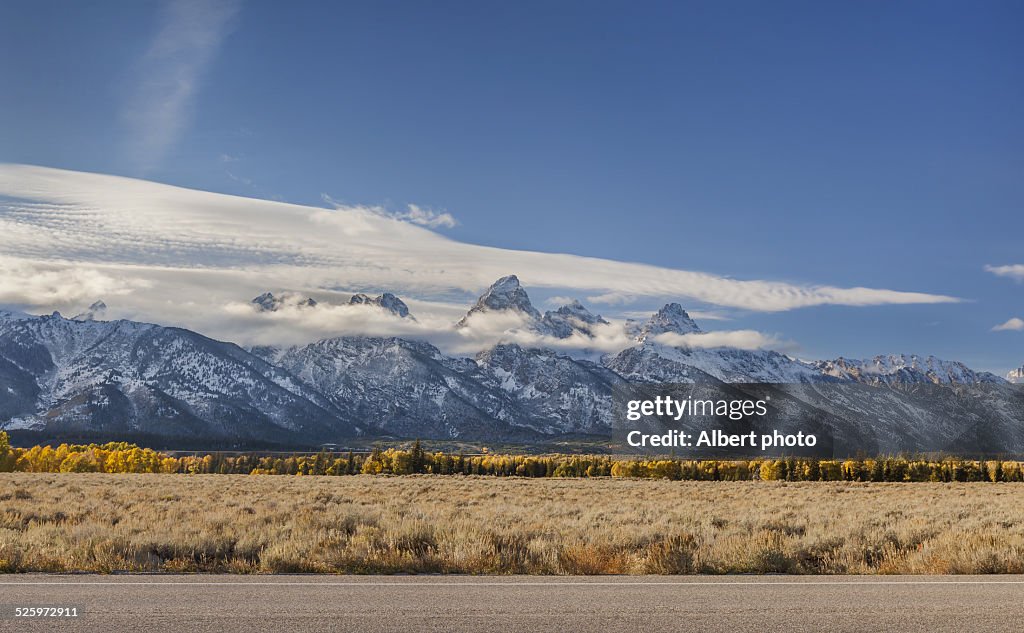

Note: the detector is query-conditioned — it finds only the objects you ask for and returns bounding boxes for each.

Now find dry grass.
[1,474,1023,574]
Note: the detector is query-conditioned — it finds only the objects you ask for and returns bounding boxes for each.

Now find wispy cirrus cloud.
[993,318,1024,332]
[985,264,1024,282]
[397,203,458,229]
[651,330,788,352]
[121,0,240,171]
[322,195,457,229]
[586,291,637,306]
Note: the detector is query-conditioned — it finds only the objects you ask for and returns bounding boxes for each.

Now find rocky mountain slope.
[254,336,529,440]
[814,355,1004,385]
[1,276,1021,452]
[0,310,353,445]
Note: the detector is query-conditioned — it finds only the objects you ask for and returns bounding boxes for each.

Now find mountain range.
[1,275,1021,453]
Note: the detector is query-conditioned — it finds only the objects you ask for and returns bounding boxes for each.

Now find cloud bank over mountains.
[0,165,962,350]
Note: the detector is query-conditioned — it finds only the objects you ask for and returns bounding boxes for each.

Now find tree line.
[2,433,1024,482]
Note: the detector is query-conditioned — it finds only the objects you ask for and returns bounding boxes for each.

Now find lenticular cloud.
[0,164,958,340]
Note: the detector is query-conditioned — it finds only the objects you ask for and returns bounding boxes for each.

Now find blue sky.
[1,0,1022,372]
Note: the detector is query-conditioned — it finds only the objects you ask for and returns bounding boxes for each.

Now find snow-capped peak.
[251,292,318,312]
[72,300,108,322]
[638,303,702,340]
[457,275,542,327]
[542,300,609,338]
[349,292,413,319]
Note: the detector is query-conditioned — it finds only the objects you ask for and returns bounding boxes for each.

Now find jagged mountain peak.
[543,300,609,338]
[72,300,107,322]
[457,275,541,327]
[815,354,1006,385]
[489,274,523,294]
[548,299,591,317]
[251,292,277,311]
[251,291,318,312]
[638,303,701,340]
[457,278,608,340]
[349,291,412,319]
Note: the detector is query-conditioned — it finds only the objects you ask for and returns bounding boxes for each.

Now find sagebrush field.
[2,473,1023,575]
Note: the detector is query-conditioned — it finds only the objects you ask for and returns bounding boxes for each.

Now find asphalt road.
[2,575,1023,633]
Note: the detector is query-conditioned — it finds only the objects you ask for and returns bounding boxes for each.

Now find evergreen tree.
[410,440,425,474]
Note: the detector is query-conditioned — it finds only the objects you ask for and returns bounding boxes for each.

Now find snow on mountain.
[72,300,107,322]
[0,312,352,443]
[257,335,623,437]
[251,292,318,312]
[1,275,1020,449]
[605,341,821,384]
[542,300,609,338]
[456,276,610,343]
[600,344,717,384]
[814,355,1006,385]
[636,303,701,340]
[1008,367,1024,384]
[475,343,623,432]
[660,345,822,383]
[349,292,413,319]
[605,304,821,383]
[456,275,543,328]
[255,337,531,440]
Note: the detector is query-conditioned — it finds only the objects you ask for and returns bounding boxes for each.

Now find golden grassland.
[1,473,1023,574]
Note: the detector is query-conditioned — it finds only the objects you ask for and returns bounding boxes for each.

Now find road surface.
[2,575,1023,632]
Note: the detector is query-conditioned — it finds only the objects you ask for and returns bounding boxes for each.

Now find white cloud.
[985,264,1024,282]
[221,299,434,347]
[437,311,632,356]
[686,311,730,322]
[544,296,577,307]
[993,318,1024,332]
[0,254,792,357]
[121,0,240,170]
[651,330,786,351]
[232,299,781,359]
[322,196,457,229]
[0,257,149,311]
[396,204,458,229]
[587,292,637,306]
[0,165,963,349]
